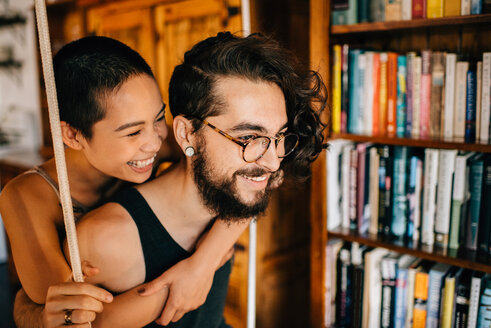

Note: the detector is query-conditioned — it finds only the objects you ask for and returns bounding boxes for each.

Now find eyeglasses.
[198,118,299,163]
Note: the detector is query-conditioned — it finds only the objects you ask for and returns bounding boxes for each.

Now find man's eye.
[239,135,256,141]
[127,130,141,137]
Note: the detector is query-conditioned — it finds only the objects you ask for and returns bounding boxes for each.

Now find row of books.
[331,47,491,144]
[326,140,491,252]
[325,241,491,328]
[331,0,491,25]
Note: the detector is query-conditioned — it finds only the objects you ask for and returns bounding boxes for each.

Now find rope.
[34,0,84,284]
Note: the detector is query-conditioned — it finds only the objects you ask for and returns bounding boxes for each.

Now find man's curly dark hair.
[169,32,328,180]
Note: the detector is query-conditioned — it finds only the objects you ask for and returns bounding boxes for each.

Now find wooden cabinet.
[309,0,491,326]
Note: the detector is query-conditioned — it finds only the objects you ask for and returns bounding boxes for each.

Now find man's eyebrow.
[228,122,289,135]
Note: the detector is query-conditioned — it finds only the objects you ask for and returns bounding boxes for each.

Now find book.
[405,259,423,327]
[430,51,445,139]
[420,50,432,139]
[350,148,359,230]
[380,253,399,328]
[332,45,342,134]
[363,52,375,136]
[349,49,362,134]
[449,152,475,250]
[443,53,457,140]
[441,266,459,328]
[422,148,439,246]
[434,149,458,249]
[369,146,380,235]
[467,271,485,328]
[386,0,402,20]
[481,53,491,143]
[378,145,393,237]
[471,0,483,13]
[363,248,390,328]
[327,140,354,230]
[370,0,386,21]
[396,55,407,137]
[387,52,399,137]
[394,255,418,328]
[455,61,470,140]
[478,154,491,255]
[427,0,444,17]
[408,154,423,243]
[476,61,482,141]
[332,0,358,25]
[379,53,389,136]
[465,69,477,143]
[402,0,413,19]
[342,144,355,229]
[406,52,416,137]
[372,53,382,136]
[336,244,353,326]
[477,274,491,328]
[412,55,423,138]
[358,0,371,22]
[455,269,473,328]
[462,0,472,14]
[413,0,427,17]
[351,243,368,328]
[357,143,372,234]
[413,261,434,328]
[425,262,452,328]
[325,239,344,327]
[391,146,408,238]
[466,153,484,251]
[341,44,350,133]
[444,0,462,15]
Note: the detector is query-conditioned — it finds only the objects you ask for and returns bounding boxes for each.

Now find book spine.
[341,44,350,133]
[402,0,413,18]
[405,263,418,327]
[414,158,423,243]
[332,45,342,134]
[413,0,427,17]
[443,53,457,140]
[406,52,416,137]
[477,279,491,328]
[471,0,483,13]
[357,143,368,234]
[336,248,353,326]
[430,51,445,139]
[441,275,456,328]
[466,156,484,251]
[462,0,472,14]
[449,154,471,250]
[379,53,389,135]
[465,69,477,143]
[413,271,430,328]
[420,50,432,139]
[387,53,399,137]
[394,268,409,328]
[467,274,483,328]
[412,56,422,138]
[370,0,386,21]
[341,145,353,229]
[478,156,491,254]
[373,53,382,136]
[357,54,367,134]
[349,148,359,230]
[349,50,361,134]
[396,55,407,138]
[422,149,439,246]
[386,0,402,20]
[407,156,418,241]
[455,62,470,140]
[481,53,491,143]
[427,0,444,17]
[477,61,482,141]
[444,0,462,15]
[391,146,408,238]
[364,52,375,136]
[369,147,380,235]
[358,0,371,22]
[426,271,444,328]
[381,258,397,328]
[434,150,457,248]
[378,146,392,237]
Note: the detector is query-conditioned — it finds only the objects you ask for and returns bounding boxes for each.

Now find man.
[74,31,327,327]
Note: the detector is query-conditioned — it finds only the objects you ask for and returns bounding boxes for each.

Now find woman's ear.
[172,116,197,152]
[60,121,84,150]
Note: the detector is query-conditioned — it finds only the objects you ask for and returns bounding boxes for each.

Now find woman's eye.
[155,114,165,122]
[127,130,141,137]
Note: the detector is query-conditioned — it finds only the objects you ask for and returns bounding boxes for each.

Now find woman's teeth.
[128,156,155,168]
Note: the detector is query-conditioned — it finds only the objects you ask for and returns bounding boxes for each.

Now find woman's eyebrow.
[155,104,166,118]
[114,120,144,132]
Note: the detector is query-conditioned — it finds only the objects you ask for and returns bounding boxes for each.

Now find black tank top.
[111,188,232,328]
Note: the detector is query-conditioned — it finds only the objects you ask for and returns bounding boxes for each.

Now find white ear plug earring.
[185,146,195,157]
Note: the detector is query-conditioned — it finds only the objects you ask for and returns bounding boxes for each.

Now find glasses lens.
[277,134,299,158]
[243,137,270,162]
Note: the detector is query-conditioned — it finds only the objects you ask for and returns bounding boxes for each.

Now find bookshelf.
[309,0,491,326]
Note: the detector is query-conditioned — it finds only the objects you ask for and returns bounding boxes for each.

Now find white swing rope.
[240,1,256,328]
[34,0,84,285]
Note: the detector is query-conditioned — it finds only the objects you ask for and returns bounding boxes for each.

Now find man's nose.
[256,142,281,172]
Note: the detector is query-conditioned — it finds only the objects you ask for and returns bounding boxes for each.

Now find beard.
[191,144,275,223]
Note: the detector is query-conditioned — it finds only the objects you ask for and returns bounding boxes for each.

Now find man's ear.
[172,116,197,152]
[61,121,84,150]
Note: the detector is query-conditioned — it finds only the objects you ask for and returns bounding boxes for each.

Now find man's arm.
[13,289,43,328]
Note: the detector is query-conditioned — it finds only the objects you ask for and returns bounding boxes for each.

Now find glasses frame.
[198,118,299,163]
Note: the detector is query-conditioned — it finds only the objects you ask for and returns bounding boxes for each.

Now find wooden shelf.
[331,13,491,35]
[328,226,491,273]
[329,133,491,153]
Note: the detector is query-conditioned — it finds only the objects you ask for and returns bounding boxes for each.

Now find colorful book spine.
[381,253,399,328]
[422,148,439,246]
[413,0,427,17]
[387,53,399,137]
[391,146,408,238]
[402,0,413,19]
[481,53,491,143]
[357,53,367,134]
[477,61,483,141]
[348,50,361,134]
[462,0,472,14]
[427,0,444,17]
[341,44,350,133]
[430,52,445,139]
[357,143,370,234]
[396,55,407,138]
[406,52,416,138]
[332,45,342,134]
[454,61,470,140]
[477,274,491,328]
[336,246,353,326]
[466,154,484,251]
[349,148,359,230]
[413,262,431,328]
[467,271,485,328]
[465,69,477,143]
[426,263,452,328]
[478,155,491,255]
[444,0,462,15]
[408,155,423,243]
[412,56,422,138]
[369,147,380,235]
[379,53,389,136]
[378,145,393,237]
[386,0,402,20]
[434,150,458,249]
[443,53,457,140]
[394,255,417,328]
[455,269,473,328]
[364,52,375,136]
[332,0,358,25]
[471,0,483,13]
[370,0,386,21]
[420,50,432,139]
[372,53,382,136]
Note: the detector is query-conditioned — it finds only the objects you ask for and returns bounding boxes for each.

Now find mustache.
[234,167,274,177]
